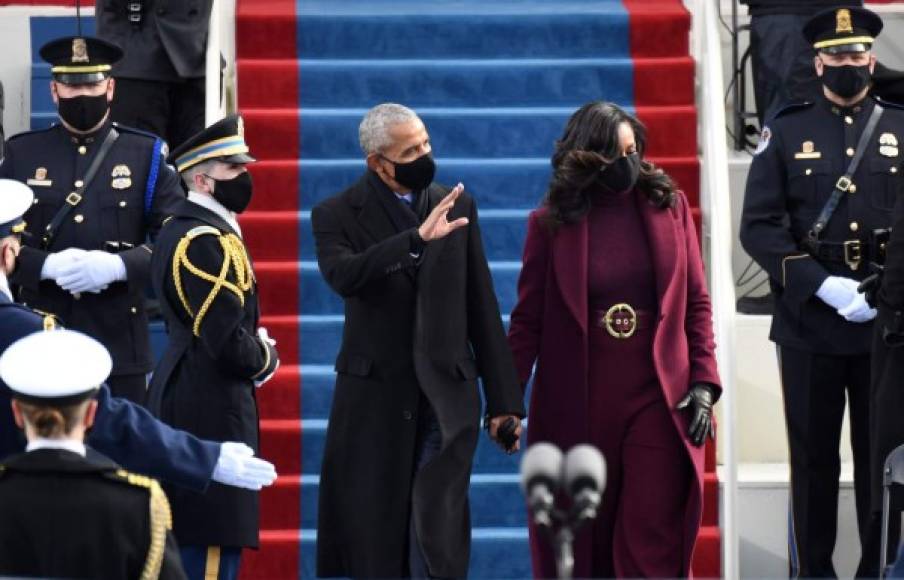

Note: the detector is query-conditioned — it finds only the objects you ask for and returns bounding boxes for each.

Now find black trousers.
[749,14,823,126]
[409,398,443,580]
[107,373,148,406]
[110,77,205,149]
[778,346,880,578]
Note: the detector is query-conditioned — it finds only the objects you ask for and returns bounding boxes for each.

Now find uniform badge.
[111,165,133,190]
[755,127,771,156]
[795,140,822,160]
[26,167,52,187]
[880,133,899,158]
[71,38,89,64]
[836,9,853,34]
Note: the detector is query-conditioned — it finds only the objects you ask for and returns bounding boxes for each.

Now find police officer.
[0,178,277,495]
[0,35,185,404]
[147,115,279,580]
[0,329,185,579]
[740,6,904,577]
[96,0,212,148]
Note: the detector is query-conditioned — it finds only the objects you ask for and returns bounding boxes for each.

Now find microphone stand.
[536,493,601,580]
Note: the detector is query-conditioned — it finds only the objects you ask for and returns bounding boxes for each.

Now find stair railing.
[687,0,739,578]
[205,0,238,125]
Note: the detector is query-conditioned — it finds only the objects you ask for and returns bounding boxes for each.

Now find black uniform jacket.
[0,120,183,376]
[740,96,904,355]
[312,172,525,578]
[740,0,862,16]
[96,0,214,81]
[147,198,277,548]
[0,448,184,579]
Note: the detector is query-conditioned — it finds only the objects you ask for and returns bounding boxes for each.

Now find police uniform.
[96,0,213,148]
[0,329,185,579]
[146,116,278,580]
[0,35,184,404]
[739,7,904,576]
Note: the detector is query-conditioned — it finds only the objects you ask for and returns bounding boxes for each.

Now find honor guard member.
[147,115,279,580]
[0,179,277,494]
[0,329,185,579]
[0,35,184,404]
[740,6,904,577]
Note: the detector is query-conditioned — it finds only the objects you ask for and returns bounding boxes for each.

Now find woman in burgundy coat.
[508,102,722,578]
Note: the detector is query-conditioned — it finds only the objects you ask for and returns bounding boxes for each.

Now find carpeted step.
[251,157,700,213]
[260,476,302,531]
[237,0,687,60]
[245,106,697,161]
[259,419,302,475]
[241,529,301,580]
[692,525,722,578]
[256,365,301,420]
[238,57,694,109]
[299,260,521,315]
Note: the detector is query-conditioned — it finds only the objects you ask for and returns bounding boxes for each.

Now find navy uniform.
[740,7,904,577]
[97,0,212,148]
[147,116,279,580]
[0,329,185,579]
[0,36,184,404]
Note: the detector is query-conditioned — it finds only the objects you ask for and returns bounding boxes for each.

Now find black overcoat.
[147,199,278,548]
[311,172,525,578]
[0,448,184,579]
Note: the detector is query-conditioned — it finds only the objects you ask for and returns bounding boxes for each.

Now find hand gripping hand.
[816,276,859,312]
[40,248,88,281]
[56,250,126,294]
[211,442,278,490]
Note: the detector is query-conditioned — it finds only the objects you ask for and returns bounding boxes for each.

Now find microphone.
[520,442,563,529]
[562,445,606,524]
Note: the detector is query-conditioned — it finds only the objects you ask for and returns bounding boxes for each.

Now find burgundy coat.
[508,192,721,576]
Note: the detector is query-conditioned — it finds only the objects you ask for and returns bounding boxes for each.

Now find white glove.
[56,250,126,294]
[211,442,277,490]
[838,291,877,323]
[254,327,279,388]
[40,248,88,281]
[816,276,859,311]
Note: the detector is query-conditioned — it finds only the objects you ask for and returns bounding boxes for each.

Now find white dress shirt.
[26,437,87,457]
[187,191,243,236]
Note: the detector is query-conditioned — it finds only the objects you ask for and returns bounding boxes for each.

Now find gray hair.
[181,159,217,190]
[358,103,420,155]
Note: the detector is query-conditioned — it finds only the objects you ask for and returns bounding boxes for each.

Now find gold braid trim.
[172,227,255,337]
[109,470,172,580]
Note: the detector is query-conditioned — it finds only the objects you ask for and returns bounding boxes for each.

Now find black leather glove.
[858,263,885,308]
[676,383,715,447]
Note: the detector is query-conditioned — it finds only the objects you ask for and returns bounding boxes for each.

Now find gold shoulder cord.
[140,480,173,580]
[172,227,255,337]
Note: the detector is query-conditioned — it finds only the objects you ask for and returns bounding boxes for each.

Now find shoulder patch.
[6,125,55,142]
[755,126,772,155]
[773,101,814,120]
[110,122,159,141]
[112,468,155,489]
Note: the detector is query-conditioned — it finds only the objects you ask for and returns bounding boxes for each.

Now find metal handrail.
[205,0,237,125]
[688,0,740,577]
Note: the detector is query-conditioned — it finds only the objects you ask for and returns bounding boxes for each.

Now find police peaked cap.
[168,114,256,173]
[39,36,123,85]
[803,6,883,55]
[0,180,34,239]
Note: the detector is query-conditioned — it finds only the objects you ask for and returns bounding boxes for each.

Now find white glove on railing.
[254,327,279,388]
[56,250,126,294]
[40,248,88,281]
[816,276,859,311]
[838,291,877,323]
[211,442,277,490]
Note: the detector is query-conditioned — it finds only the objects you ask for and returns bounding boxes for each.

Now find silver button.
[130,307,137,314]
[805,168,813,176]
[848,184,857,193]
[73,214,84,223]
[892,167,899,174]
[74,180,84,188]
[846,147,855,157]
[77,146,87,155]
[850,221,859,232]
[119,200,127,208]
[845,116,853,125]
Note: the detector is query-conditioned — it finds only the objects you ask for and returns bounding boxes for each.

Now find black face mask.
[821,64,872,99]
[599,153,641,194]
[385,153,436,192]
[58,94,109,132]
[207,171,254,214]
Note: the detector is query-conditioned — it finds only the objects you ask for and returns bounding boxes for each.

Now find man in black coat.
[312,103,526,578]
[0,35,184,404]
[0,328,185,579]
[147,115,279,580]
[97,0,212,148]
[740,7,904,577]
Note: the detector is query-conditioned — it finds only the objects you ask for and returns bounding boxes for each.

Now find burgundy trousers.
[530,323,692,578]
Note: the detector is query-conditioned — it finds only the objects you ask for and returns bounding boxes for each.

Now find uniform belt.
[593,304,653,339]
[805,239,873,271]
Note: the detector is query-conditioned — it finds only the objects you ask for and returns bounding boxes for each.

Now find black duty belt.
[806,239,871,271]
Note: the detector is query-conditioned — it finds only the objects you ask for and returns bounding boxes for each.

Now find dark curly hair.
[542,102,677,229]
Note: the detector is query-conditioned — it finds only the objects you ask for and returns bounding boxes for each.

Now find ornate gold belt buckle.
[603,303,637,339]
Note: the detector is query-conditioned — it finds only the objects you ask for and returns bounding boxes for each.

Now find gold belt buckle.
[603,303,637,339]
[844,240,862,271]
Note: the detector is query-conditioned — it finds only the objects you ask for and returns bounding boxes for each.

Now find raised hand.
[417,183,470,242]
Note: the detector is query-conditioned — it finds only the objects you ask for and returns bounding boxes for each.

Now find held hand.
[816,276,859,312]
[56,251,126,294]
[838,291,877,323]
[254,327,280,388]
[211,442,278,490]
[487,414,523,454]
[417,183,469,242]
[40,247,89,281]
[676,384,715,447]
